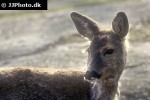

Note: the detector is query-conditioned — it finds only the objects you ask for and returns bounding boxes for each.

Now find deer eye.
[103,49,114,56]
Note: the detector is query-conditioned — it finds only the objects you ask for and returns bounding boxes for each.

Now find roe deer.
[0,12,129,100]
[71,11,129,100]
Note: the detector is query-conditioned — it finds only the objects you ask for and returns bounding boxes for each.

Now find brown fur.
[0,68,90,100]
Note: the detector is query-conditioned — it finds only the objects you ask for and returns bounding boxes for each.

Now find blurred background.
[0,0,150,99]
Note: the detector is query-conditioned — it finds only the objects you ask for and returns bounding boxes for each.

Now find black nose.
[84,70,101,80]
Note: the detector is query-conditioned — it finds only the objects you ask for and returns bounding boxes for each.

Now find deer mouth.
[84,70,102,80]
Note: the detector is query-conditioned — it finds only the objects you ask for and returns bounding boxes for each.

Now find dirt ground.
[0,0,150,100]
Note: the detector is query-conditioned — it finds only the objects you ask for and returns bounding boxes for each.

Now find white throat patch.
[91,80,102,100]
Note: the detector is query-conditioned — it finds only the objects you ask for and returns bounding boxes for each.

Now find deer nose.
[84,70,101,80]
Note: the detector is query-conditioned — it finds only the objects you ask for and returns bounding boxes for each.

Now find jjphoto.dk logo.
[1,3,6,8]
[8,2,41,8]
[0,0,47,10]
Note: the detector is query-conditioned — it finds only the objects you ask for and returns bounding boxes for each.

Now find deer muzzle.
[84,70,102,80]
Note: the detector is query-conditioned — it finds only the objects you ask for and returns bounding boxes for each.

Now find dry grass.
[129,18,150,42]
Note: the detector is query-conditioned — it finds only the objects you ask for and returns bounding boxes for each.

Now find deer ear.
[112,12,129,38]
[71,12,100,40]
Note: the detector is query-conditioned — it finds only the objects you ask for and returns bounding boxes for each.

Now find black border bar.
[0,0,47,10]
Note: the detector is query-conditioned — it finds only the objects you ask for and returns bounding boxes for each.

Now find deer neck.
[90,80,119,100]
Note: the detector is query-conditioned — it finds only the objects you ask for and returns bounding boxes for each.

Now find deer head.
[71,12,129,85]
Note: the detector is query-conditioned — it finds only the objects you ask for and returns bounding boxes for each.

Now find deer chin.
[84,77,101,84]
[84,74,102,83]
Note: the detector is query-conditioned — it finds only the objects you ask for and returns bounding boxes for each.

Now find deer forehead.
[90,31,117,49]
